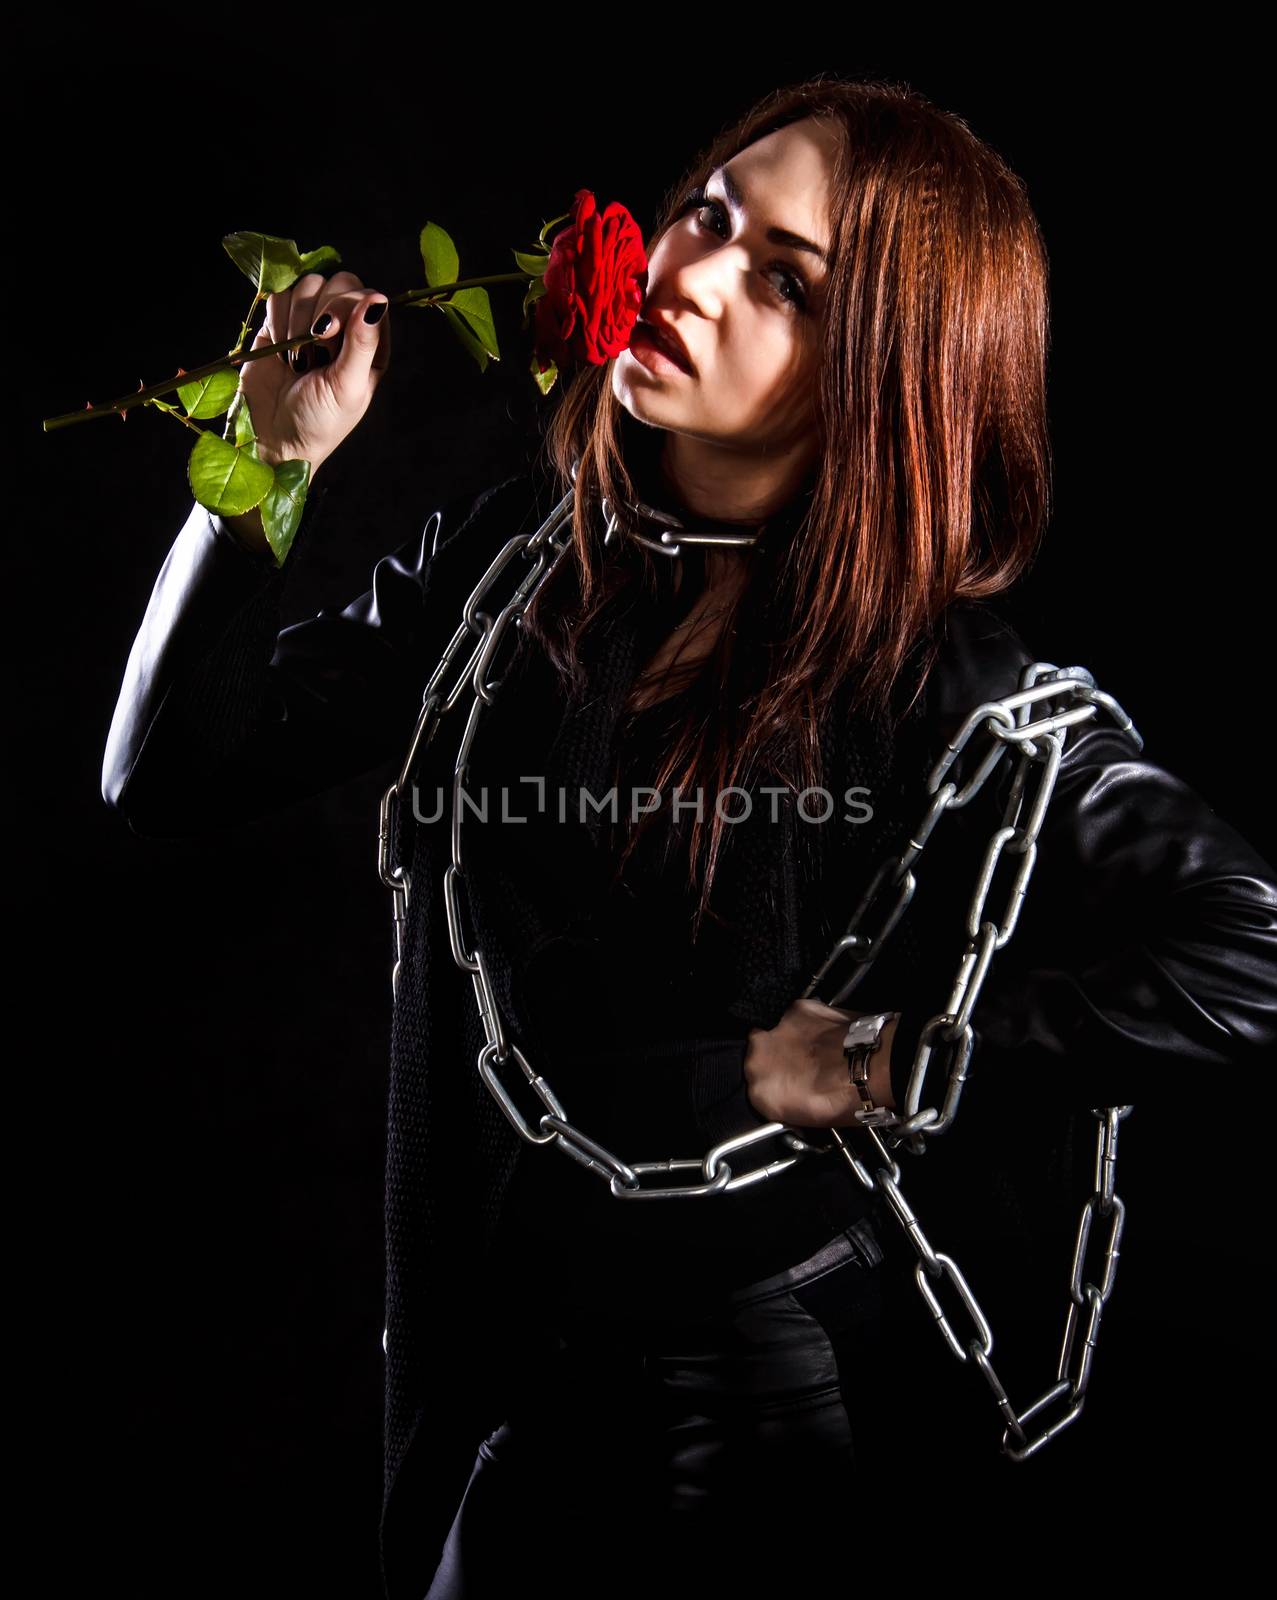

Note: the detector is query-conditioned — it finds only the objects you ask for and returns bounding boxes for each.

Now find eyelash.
[675,187,810,314]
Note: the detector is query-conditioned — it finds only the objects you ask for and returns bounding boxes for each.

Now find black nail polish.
[364,301,387,325]
[291,349,310,375]
[312,347,331,369]
[311,312,332,336]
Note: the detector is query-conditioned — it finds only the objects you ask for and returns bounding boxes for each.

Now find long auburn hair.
[521,73,1052,933]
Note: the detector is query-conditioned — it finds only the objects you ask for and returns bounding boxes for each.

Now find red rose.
[533,189,648,370]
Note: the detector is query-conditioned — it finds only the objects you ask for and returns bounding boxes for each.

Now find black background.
[16,16,1267,1593]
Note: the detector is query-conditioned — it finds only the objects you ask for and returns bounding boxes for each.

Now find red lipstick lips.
[633,314,695,375]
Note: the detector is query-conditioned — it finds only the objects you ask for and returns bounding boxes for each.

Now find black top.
[566,688,745,1042]
[492,683,883,1316]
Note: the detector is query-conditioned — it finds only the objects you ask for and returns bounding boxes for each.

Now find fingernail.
[312,347,331,369]
[364,301,387,325]
[290,349,310,374]
[311,312,332,336]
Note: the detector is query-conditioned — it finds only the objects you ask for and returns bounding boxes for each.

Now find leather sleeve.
[887,602,1277,1115]
[100,474,530,838]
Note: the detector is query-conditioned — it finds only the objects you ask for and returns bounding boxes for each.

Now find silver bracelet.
[842,1010,901,1129]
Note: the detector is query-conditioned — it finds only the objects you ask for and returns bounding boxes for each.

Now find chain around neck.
[570,455,766,558]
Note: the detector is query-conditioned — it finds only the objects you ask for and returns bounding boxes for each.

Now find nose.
[653,230,746,322]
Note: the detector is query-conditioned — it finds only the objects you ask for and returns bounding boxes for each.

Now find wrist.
[842,1009,901,1127]
[866,1014,899,1110]
[222,504,271,561]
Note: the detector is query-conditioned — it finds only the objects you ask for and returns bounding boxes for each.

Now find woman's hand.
[238,270,392,480]
[743,997,900,1128]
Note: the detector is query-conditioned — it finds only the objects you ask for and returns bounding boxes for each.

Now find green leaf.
[297,245,341,275]
[447,287,499,359]
[521,277,548,321]
[419,222,460,289]
[188,430,275,518]
[439,302,490,372]
[259,458,311,564]
[513,247,550,277]
[539,210,569,250]
[177,367,240,419]
[530,351,558,396]
[233,397,258,449]
[222,231,342,295]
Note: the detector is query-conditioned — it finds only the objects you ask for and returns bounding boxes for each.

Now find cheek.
[719,327,814,416]
[639,231,680,288]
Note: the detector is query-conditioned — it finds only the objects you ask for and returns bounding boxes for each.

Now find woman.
[101,78,1277,1597]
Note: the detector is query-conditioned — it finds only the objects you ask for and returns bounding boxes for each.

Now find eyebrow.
[713,164,831,268]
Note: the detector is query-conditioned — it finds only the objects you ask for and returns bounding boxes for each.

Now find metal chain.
[806,658,1143,1149]
[378,478,1140,1460]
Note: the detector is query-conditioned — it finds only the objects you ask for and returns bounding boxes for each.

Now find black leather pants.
[423,1215,889,1598]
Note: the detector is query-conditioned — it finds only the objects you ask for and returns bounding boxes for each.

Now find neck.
[654,431,817,530]
[602,425,817,581]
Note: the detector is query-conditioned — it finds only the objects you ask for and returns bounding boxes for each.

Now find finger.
[247,310,287,371]
[285,271,332,375]
[243,315,288,395]
[301,273,374,373]
[262,288,292,366]
[304,284,363,372]
[330,292,390,398]
[248,317,276,375]
[305,286,380,341]
[371,303,391,374]
[794,997,858,1024]
[310,269,366,307]
[305,270,368,343]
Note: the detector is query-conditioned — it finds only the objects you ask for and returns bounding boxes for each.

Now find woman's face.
[612,115,838,465]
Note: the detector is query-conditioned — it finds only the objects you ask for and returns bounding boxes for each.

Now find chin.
[611,356,687,426]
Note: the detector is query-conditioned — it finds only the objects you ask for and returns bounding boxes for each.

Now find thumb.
[330,294,389,398]
[239,317,285,401]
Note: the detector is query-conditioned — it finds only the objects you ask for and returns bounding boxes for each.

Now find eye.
[675,188,810,314]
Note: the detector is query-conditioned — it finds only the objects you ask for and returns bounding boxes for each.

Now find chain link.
[378,480,1141,1460]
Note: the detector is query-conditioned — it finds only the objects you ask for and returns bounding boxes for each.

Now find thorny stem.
[41,272,530,432]
[229,289,267,362]
[148,399,206,437]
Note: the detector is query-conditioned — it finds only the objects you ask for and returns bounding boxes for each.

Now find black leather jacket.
[101,471,1277,1129]
[100,470,1277,1600]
